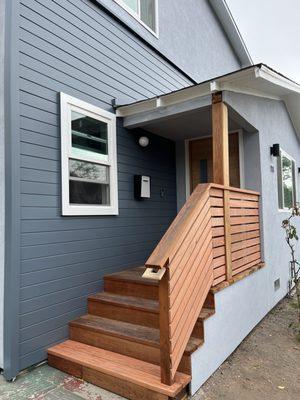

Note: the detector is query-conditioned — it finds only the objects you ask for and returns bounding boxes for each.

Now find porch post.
[212,92,230,186]
[212,92,232,281]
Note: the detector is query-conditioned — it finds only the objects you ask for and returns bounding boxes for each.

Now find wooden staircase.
[48,266,215,399]
[48,183,262,399]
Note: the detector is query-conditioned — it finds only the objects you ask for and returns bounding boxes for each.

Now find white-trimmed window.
[115,0,158,35]
[60,93,118,216]
[277,149,296,210]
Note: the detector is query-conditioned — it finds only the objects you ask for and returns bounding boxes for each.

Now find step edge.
[48,342,190,396]
[69,317,203,355]
[88,294,159,313]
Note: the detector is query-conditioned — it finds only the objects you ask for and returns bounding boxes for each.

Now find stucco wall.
[95,0,241,82]
[225,92,300,302]
[191,93,300,393]
[0,0,5,369]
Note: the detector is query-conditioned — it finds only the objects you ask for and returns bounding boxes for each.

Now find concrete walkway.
[1,297,299,399]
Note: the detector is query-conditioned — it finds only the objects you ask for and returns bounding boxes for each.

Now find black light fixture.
[270,143,280,157]
[298,167,300,174]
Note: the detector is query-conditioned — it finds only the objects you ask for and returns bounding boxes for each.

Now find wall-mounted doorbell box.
[134,175,151,200]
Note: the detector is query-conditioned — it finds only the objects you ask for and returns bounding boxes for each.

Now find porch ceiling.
[116,64,300,139]
[127,106,242,141]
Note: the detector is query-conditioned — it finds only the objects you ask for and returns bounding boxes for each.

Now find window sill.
[62,205,119,216]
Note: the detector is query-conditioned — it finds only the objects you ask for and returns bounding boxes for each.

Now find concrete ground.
[0,297,299,400]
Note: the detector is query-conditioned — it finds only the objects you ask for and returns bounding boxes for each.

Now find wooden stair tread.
[89,292,214,321]
[70,315,203,354]
[105,266,158,286]
[88,292,159,312]
[48,340,190,397]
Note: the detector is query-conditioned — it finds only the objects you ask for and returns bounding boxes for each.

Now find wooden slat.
[144,183,261,385]
[229,191,260,201]
[169,201,211,283]
[146,185,210,269]
[231,245,260,261]
[232,251,261,270]
[213,265,226,279]
[213,255,226,269]
[230,208,259,216]
[231,237,260,252]
[231,223,260,234]
[230,199,259,209]
[212,217,224,227]
[211,207,224,216]
[212,226,225,237]
[212,236,225,247]
[169,218,212,294]
[232,257,262,276]
[230,216,259,225]
[231,230,260,244]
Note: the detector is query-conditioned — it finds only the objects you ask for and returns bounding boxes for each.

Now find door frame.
[184,129,245,199]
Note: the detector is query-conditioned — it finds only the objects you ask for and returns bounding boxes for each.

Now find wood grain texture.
[48,340,191,397]
[212,101,230,186]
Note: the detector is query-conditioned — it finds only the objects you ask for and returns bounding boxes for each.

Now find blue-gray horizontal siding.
[17,0,191,370]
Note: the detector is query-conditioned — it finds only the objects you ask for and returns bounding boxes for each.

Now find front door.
[189,132,240,192]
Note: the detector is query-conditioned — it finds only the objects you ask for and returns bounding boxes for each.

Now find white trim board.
[60,93,119,216]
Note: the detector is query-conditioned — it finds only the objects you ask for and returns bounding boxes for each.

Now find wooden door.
[189,132,240,192]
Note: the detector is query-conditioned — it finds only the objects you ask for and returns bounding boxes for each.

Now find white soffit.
[117,65,300,138]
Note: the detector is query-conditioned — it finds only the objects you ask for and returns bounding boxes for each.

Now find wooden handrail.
[146,184,211,269]
[144,184,262,385]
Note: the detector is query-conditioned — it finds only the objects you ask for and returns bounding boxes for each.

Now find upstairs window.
[277,149,296,210]
[61,93,118,216]
[115,0,158,34]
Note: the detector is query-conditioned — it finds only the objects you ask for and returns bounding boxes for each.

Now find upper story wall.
[96,0,241,82]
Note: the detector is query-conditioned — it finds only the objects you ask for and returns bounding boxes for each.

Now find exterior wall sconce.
[138,136,150,147]
[270,143,280,157]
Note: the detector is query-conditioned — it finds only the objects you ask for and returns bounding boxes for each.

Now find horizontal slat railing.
[211,185,262,286]
[144,184,262,385]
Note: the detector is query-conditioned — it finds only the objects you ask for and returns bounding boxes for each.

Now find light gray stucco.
[0,0,5,369]
[189,92,300,393]
[95,0,241,82]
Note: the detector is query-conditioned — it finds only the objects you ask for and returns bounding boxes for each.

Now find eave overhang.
[116,64,300,139]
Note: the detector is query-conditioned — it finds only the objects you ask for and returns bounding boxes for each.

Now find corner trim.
[3,0,21,380]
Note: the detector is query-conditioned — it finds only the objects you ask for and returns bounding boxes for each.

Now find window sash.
[60,93,118,216]
[115,0,158,34]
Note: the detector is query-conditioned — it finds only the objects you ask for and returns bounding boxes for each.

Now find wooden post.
[212,92,230,186]
[159,269,173,385]
[212,92,232,280]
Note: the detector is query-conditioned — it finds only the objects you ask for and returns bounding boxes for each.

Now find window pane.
[71,111,108,160]
[69,181,110,205]
[140,0,156,31]
[69,159,108,183]
[282,155,294,208]
[122,0,138,13]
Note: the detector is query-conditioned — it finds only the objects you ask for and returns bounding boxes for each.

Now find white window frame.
[60,93,118,216]
[114,0,159,37]
[277,148,297,211]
